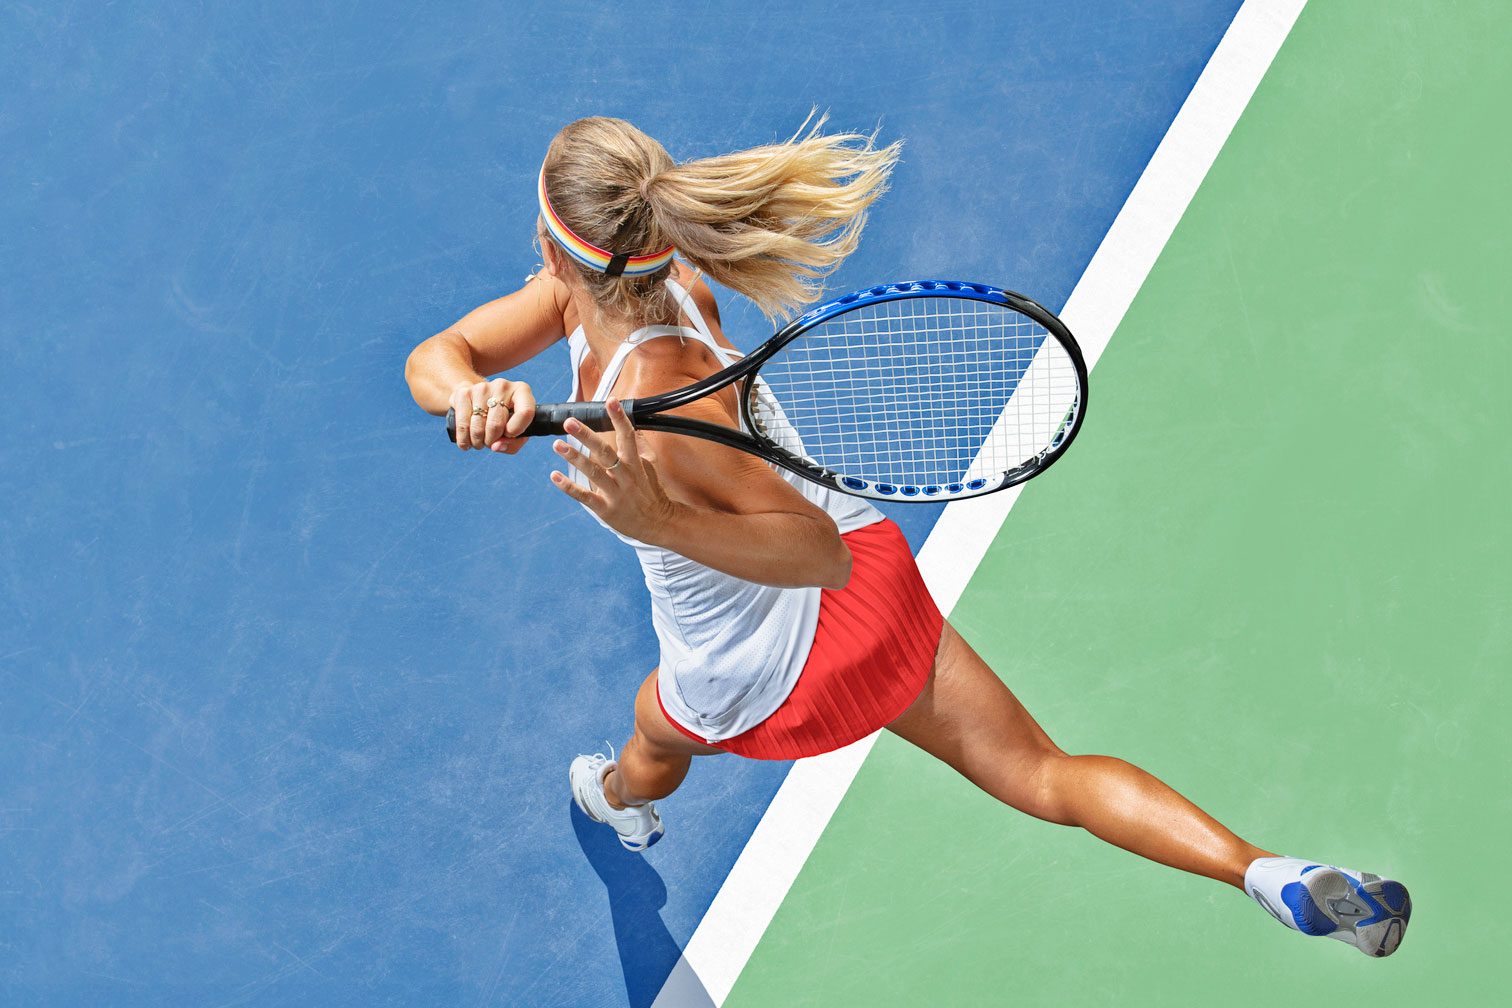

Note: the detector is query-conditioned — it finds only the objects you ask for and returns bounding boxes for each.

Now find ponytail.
[644,115,900,318]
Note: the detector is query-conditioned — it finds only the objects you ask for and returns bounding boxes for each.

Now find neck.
[571,285,681,364]
[574,293,638,364]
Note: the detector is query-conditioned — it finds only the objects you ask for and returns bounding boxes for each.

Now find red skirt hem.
[657,518,942,761]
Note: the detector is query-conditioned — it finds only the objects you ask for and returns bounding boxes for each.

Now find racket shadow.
[568,800,712,1008]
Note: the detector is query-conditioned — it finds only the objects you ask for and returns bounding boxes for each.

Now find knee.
[1022,749,1079,827]
[965,742,1073,825]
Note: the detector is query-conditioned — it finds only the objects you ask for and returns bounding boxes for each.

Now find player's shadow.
[569,801,714,1008]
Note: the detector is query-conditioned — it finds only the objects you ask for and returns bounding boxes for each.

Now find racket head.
[739,280,1088,502]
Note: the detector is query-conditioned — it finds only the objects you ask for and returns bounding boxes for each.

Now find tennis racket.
[446,280,1088,502]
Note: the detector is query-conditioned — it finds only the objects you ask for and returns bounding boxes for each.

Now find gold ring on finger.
[471,405,487,417]
[487,397,510,410]
[604,459,622,472]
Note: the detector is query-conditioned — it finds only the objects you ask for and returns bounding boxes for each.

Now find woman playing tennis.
[405,117,1410,958]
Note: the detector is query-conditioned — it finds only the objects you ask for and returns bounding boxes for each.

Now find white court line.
[653,2,1307,1004]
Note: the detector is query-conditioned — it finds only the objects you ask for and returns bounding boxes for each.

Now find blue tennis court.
[5,3,1260,1004]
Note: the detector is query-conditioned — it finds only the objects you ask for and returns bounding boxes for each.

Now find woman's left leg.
[885,621,1412,956]
[603,668,722,810]
[887,621,1274,888]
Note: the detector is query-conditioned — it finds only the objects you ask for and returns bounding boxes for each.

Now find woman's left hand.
[550,399,679,543]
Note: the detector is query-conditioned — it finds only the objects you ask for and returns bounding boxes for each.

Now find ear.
[540,232,565,279]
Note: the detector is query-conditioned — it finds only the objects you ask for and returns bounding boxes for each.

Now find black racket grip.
[445,400,630,443]
[521,401,616,435]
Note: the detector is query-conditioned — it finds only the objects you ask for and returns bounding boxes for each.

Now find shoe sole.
[1296,868,1412,957]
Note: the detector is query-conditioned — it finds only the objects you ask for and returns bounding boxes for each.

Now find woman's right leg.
[603,668,723,810]
[886,621,1274,889]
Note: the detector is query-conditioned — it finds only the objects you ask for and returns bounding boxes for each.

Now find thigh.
[887,621,1064,788]
[632,668,725,757]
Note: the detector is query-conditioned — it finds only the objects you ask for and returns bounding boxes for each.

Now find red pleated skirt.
[657,517,943,760]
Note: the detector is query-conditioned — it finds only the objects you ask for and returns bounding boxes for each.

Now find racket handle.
[521,401,615,435]
[445,400,630,443]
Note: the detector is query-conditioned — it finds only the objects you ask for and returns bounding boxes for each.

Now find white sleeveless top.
[567,279,882,742]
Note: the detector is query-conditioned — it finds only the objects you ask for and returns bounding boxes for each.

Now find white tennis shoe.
[1244,856,1411,957]
[570,749,665,852]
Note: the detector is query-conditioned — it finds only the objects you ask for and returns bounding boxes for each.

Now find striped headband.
[537,167,676,278]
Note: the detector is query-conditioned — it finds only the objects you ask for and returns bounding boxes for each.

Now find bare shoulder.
[637,396,774,512]
[533,271,576,332]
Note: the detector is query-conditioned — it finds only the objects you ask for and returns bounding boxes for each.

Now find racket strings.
[751,296,1081,489]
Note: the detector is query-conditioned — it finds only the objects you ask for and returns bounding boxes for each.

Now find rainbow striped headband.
[537,167,675,278]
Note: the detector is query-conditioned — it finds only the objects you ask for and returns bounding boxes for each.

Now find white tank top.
[566,279,882,742]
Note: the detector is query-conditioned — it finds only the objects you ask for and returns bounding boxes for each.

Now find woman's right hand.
[449,378,538,453]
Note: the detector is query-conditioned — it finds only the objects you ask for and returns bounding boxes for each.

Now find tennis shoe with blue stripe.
[1244,857,1411,957]
[570,749,665,853]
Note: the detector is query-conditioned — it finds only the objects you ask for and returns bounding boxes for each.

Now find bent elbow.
[403,346,423,396]
[404,341,442,411]
[404,338,436,383]
[821,540,852,591]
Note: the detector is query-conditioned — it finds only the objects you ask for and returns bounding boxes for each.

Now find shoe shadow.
[569,801,714,1008]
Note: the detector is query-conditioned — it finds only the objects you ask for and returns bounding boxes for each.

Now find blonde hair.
[538,114,899,323]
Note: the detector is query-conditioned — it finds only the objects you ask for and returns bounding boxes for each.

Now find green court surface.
[729,3,1509,1004]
